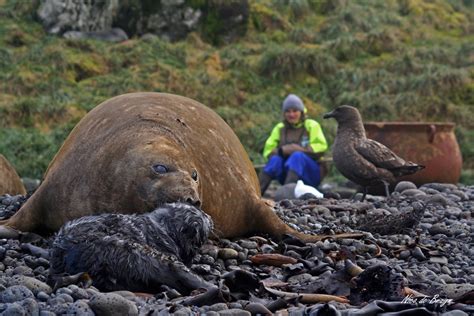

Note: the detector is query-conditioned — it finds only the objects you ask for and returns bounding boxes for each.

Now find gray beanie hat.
[282,94,305,112]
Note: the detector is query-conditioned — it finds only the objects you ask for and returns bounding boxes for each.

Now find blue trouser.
[263,151,321,187]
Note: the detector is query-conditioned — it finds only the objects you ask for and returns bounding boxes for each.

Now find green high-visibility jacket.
[263,119,328,161]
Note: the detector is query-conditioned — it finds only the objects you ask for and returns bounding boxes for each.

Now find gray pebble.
[238,250,248,261]
[218,248,239,260]
[401,189,426,197]
[424,193,448,206]
[36,291,49,301]
[174,307,193,315]
[429,224,452,236]
[287,273,312,284]
[412,247,426,261]
[399,250,411,260]
[395,181,417,192]
[7,275,52,295]
[192,264,212,274]
[228,302,243,309]
[89,292,138,316]
[65,299,94,315]
[451,190,469,201]
[56,287,73,296]
[446,207,462,218]
[200,254,215,265]
[1,302,26,315]
[0,285,34,303]
[18,297,39,315]
[12,266,34,277]
[225,259,238,267]
[55,293,74,303]
[208,303,229,311]
[430,256,449,265]
[218,309,251,316]
[239,240,258,249]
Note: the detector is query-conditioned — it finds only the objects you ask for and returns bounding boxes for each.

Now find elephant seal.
[2,93,361,241]
[0,154,26,195]
[49,202,214,294]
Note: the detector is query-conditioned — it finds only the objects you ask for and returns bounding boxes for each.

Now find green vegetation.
[0,0,472,183]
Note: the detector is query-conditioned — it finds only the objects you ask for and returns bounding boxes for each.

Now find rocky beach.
[0,181,473,315]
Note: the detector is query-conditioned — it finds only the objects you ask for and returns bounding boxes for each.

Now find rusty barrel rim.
[364,121,455,132]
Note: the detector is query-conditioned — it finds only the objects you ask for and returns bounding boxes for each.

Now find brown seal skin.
[0,154,26,196]
[1,93,361,241]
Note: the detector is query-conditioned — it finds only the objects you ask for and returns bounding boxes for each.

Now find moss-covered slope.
[0,0,472,183]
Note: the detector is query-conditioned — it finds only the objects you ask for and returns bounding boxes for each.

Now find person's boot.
[258,171,272,196]
[284,170,299,184]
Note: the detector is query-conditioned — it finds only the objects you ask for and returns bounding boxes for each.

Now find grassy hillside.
[0,0,473,183]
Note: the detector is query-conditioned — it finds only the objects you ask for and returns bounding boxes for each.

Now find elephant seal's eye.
[152,164,168,174]
[191,170,198,181]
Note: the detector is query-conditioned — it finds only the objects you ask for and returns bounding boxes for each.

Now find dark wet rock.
[6,275,52,295]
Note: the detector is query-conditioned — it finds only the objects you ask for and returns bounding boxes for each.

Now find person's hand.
[280,143,303,157]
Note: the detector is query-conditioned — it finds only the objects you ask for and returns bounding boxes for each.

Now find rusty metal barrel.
[364,122,462,185]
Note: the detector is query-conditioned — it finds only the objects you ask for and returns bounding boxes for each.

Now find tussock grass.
[259,44,337,80]
[0,0,472,184]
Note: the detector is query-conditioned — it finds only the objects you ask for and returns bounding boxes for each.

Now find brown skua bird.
[323,105,424,201]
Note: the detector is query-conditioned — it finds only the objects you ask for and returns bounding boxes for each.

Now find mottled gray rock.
[429,224,452,236]
[208,302,229,311]
[65,300,94,315]
[238,241,258,249]
[0,285,34,303]
[89,293,138,316]
[18,297,39,315]
[37,0,119,34]
[6,275,52,295]
[287,273,312,284]
[1,302,26,315]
